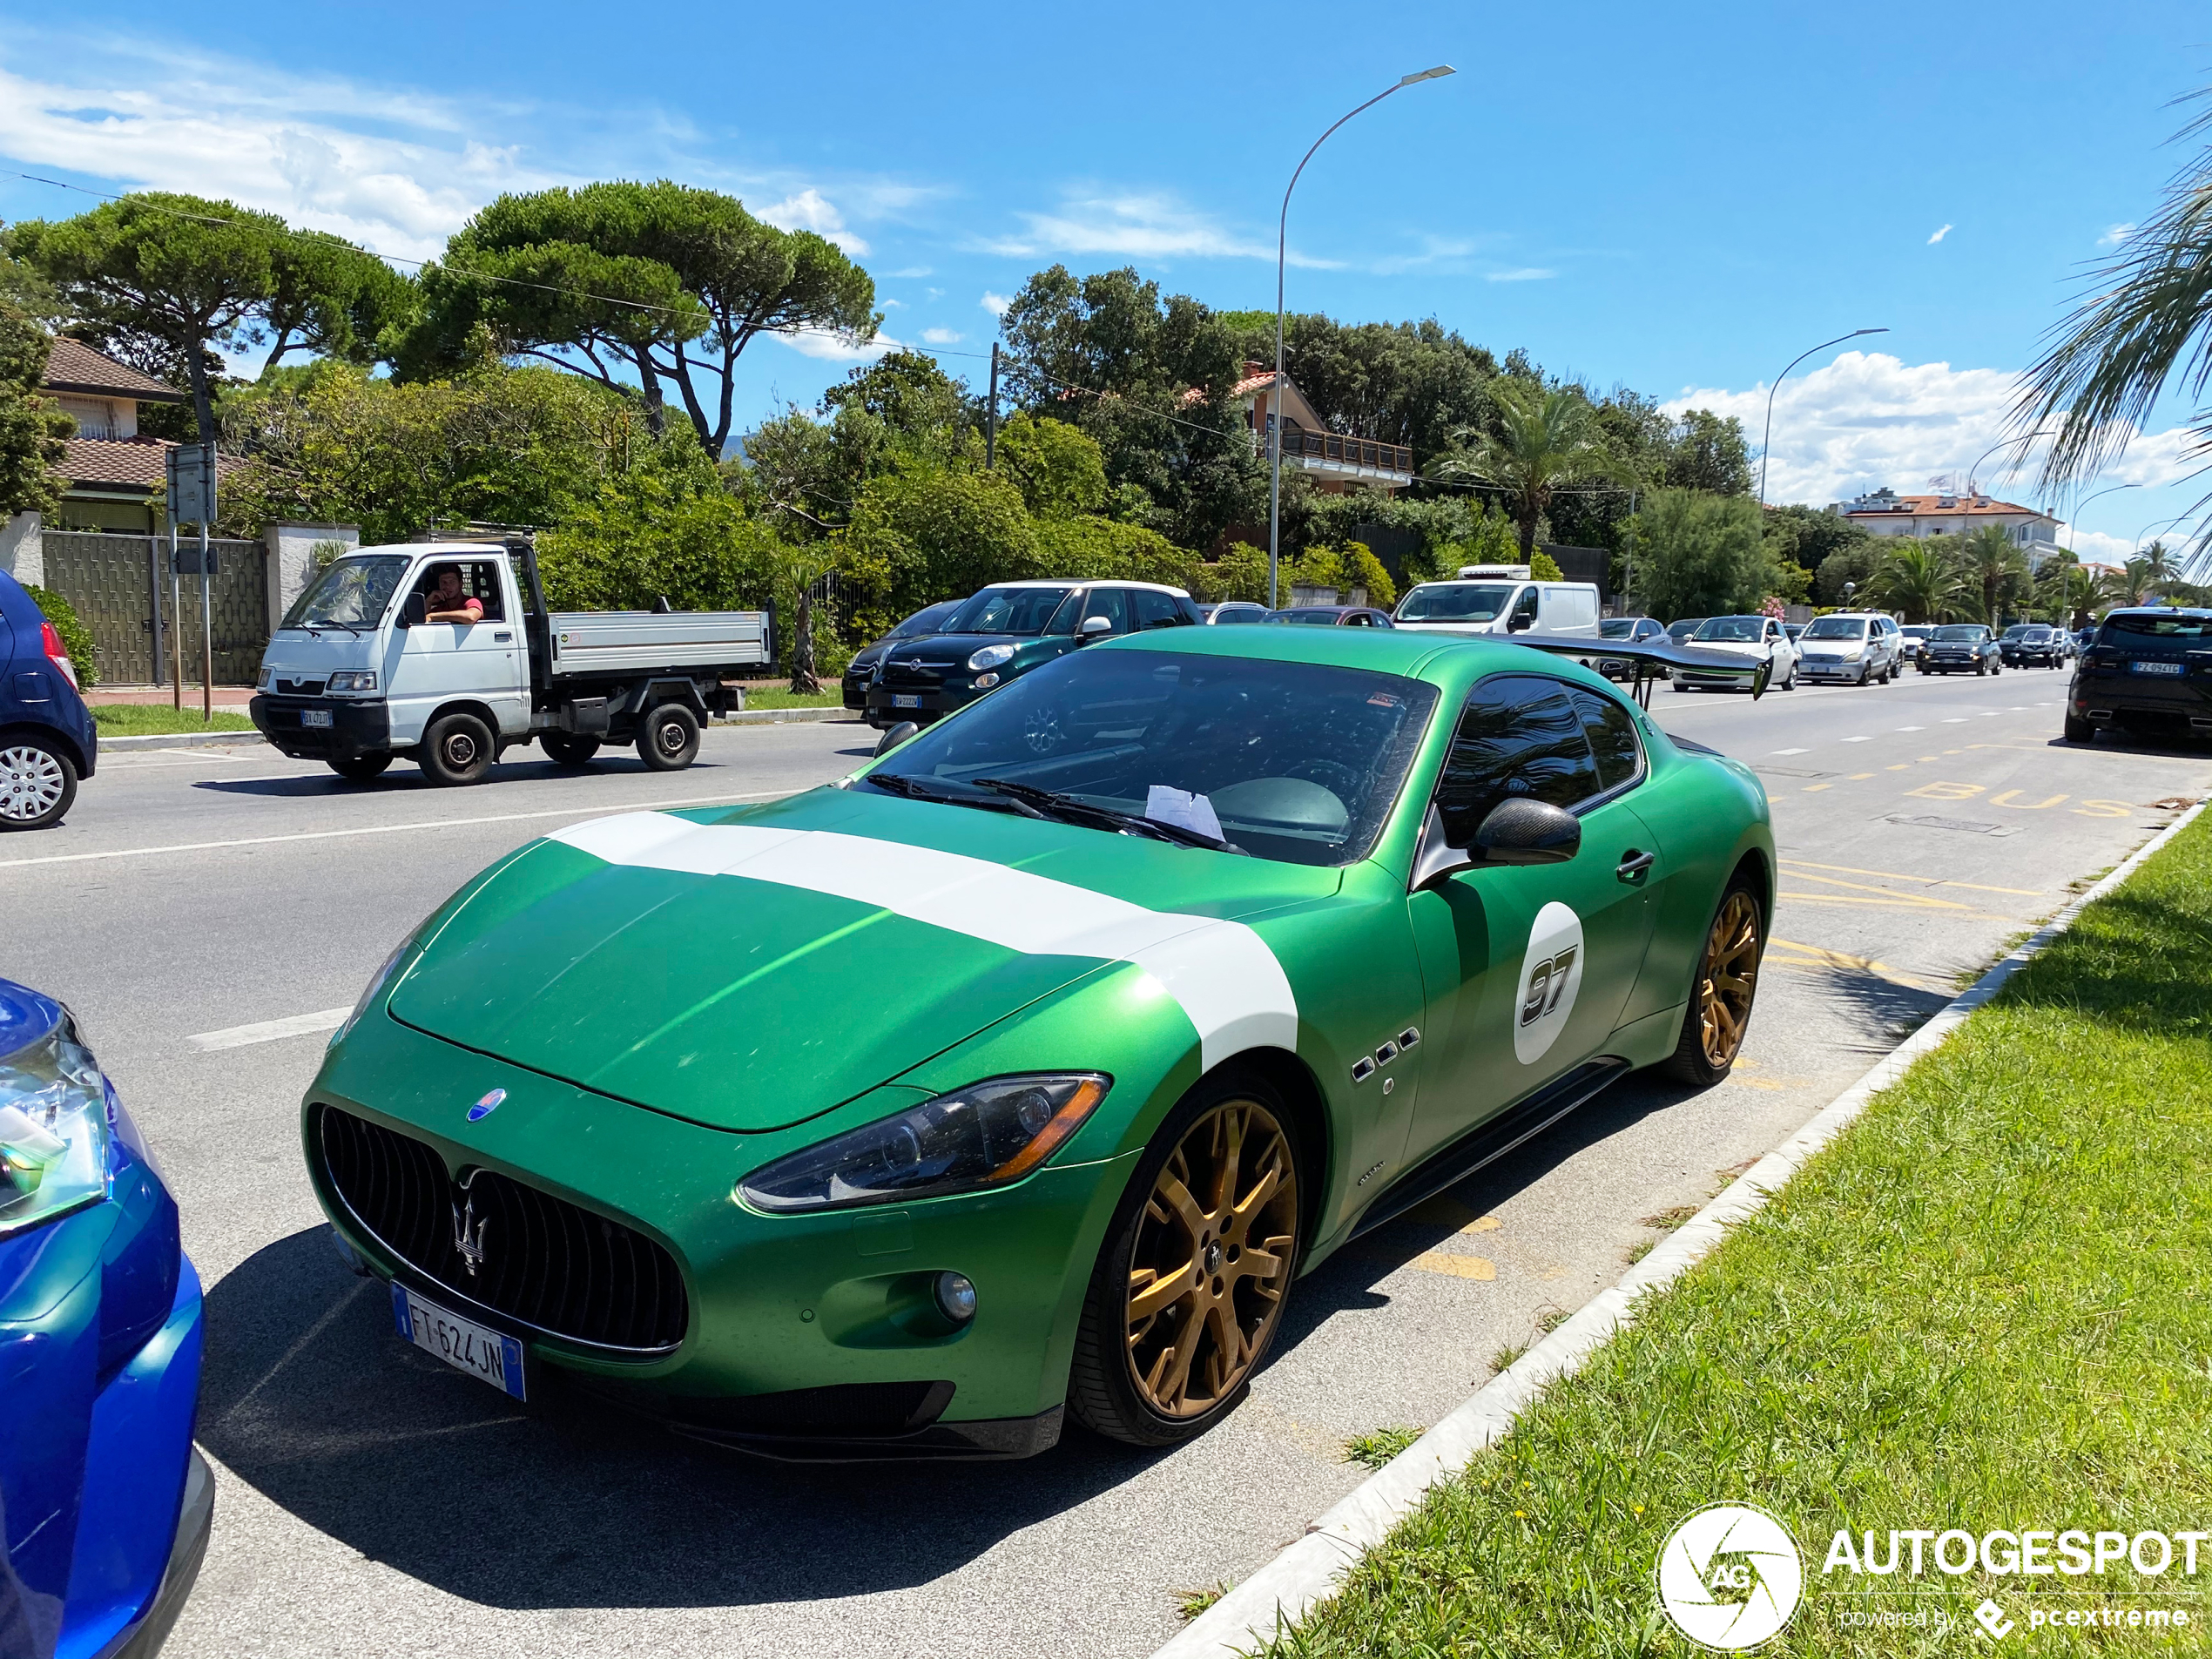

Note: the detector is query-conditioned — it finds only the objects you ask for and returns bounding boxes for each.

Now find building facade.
[1232,364,1417,496]
[1830,487,2068,568]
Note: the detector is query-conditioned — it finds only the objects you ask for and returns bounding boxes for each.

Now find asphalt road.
[7,675,2207,1659]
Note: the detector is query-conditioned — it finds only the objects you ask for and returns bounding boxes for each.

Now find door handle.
[1616,849,1656,882]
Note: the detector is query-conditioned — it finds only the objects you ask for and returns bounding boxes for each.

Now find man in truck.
[421,564,483,624]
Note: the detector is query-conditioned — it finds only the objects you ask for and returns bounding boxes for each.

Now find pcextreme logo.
[1656,1504,1804,1650]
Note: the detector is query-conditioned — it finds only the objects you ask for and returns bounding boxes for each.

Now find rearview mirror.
[873,720,919,758]
[1474,798,1581,866]
[397,591,426,630]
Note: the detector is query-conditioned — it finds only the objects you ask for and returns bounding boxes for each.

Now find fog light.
[934,1271,977,1324]
[974,671,1000,689]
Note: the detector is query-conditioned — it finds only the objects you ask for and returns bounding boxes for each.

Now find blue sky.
[1,0,2204,562]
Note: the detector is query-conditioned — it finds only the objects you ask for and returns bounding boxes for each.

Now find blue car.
[1,572,98,831]
[0,980,210,1658]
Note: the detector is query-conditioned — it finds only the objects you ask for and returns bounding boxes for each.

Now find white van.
[1392,577,1602,637]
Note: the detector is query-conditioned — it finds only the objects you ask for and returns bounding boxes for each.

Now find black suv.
[2000,624,2065,668]
[2067,607,2212,745]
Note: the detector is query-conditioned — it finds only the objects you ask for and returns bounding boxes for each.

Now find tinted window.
[1804,617,1867,640]
[1434,676,1602,845]
[892,601,962,639]
[2101,612,2212,656]
[1509,586,1540,624]
[948,586,1075,636]
[1571,689,1643,792]
[1133,589,1184,631]
[1082,588,1130,635]
[1600,618,1635,639]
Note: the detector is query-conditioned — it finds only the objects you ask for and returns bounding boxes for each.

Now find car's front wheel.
[1068,1070,1305,1447]
[0,737,78,831]
[1663,878,1765,1087]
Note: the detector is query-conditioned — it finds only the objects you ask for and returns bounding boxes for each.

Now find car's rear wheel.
[1068,1072,1305,1447]
[637,703,700,771]
[0,738,77,831]
[1664,879,1765,1086]
[327,753,391,783]
[2064,713,2096,743]
[420,712,495,786]
[541,732,601,768]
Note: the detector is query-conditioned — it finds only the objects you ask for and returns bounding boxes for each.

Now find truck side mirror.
[397,592,426,631]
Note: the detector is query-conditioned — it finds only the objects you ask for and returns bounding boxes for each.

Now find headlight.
[738,1073,1110,1213]
[1,1018,111,1239]
[967,644,1015,671]
[330,932,416,1049]
[257,664,274,690]
[327,670,378,694]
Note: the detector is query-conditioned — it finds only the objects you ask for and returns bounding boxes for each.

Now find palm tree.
[2019,88,2212,578]
[1429,380,1627,556]
[2041,562,2102,629]
[2141,538,2182,597]
[2104,557,2155,606]
[1867,543,1969,622]
[1959,523,2031,623]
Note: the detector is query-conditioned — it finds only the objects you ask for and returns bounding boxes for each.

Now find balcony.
[1263,421,1417,491]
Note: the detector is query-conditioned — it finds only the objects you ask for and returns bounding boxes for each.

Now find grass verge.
[738,688,845,709]
[1259,811,2212,1656]
[91,705,258,736]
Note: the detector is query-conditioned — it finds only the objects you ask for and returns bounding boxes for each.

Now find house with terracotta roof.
[38,338,188,535]
[1230,362,1417,496]
[1829,486,2067,568]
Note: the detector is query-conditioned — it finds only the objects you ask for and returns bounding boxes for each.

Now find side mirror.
[873,720,919,758]
[1078,616,1113,642]
[1474,798,1581,866]
[1410,804,1475,892]
[397,591,426,630]
[1506,611,1534,633]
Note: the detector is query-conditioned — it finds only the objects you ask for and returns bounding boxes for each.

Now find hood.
[1390,619,1501,637]
[880,631,1049,665]
[261,630,381,679]
[1683,637,1769,659]
[387,787,1337,1133]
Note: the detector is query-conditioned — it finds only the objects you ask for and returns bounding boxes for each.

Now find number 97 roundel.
[1514,901,1586,1064]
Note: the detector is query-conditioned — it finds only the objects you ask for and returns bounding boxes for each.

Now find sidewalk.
[86,685,257,709]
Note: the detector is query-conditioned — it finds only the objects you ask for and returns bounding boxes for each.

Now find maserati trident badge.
[451,1197,489,1277]
[466,1088,506,1123]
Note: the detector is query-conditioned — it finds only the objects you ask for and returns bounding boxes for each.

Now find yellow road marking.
[1412,1252,1498,1281]
[1886,763,1910,771]
[1777,869,1977,907]
[1804,783,1832,792]
[1766,936,1929,989]
[1848,772,1876,779]
[1779,858,2040,896]
[1778,893,1999,914]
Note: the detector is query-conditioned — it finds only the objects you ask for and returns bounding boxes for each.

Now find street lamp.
[1758,327,1888,507]
[2062,482,2141,552]
[1962,429,2049,499]
[1268,65,1455,608]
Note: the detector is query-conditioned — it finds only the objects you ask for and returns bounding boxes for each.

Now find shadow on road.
[188,759,732,799]
[199,1228,1168,1609]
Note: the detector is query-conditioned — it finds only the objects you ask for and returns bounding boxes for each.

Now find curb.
[1159,800,2210,1659]
[717,706,860,725]
[95,707,860,752]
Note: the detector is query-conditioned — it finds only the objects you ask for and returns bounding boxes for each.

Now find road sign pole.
[169,524,185,710]
[199,521,214,722]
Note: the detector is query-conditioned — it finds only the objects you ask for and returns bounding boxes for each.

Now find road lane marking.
[1770,747,1809,755]
[1942,718,1969,724]
[1840,735,1873,743]
[1777,870,1977,908]
[1896,725,1925,732]
[1777,892,2002,914]
[1803,783,1831,792]
[1410,1251,1497,1281]
[0,790,799,873]
[1768,936,1931,989]
[1781,857,2038,895]
[1848,772,1875,779]
[188,1008,351,1051]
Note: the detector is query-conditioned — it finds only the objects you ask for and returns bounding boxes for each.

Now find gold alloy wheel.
[1124,1099,1298,1419]
[1696,891,1763,1069]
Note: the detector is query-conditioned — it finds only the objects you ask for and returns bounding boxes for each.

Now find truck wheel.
[328,754,391,783]
[0,737,78,831]
[541,733,601,769]
[638,704,700,771]
[421,712,495,786]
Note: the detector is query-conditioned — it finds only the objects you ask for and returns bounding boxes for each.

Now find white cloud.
[981,291,1013,316]
[1927,223,1953,244]
[767,325,897,365]
[880,297,905,308]
[883,266,934,279]
[2098,222,2134,246]
[757,186,868,256]
[921,327,963,345]
[1486,266,1555,282]
[1665,350,2201,512]
[981,188,1339,267]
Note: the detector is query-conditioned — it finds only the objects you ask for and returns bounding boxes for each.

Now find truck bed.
[547,610,772,676]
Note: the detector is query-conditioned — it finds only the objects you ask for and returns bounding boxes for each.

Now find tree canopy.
[0,275,71,520]
[1626,489,1777,617]
[1429,380,1629,556]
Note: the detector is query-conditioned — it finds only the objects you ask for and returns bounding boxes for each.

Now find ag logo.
[1513,901,1585,1064]
[1656,1504,1804,1650]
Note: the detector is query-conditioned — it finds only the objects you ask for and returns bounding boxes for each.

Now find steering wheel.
[1285,759,1361,799]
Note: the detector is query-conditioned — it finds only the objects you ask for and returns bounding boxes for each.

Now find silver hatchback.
[1797,611,1905,685]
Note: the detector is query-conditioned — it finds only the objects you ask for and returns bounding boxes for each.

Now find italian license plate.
[391,1282,526,1399]
[301,708,334,727]
[892,694,922,708]
[2130,660,2184,676]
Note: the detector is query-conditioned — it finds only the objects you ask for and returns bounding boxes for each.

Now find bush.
[1192,542,1271,604]
[1033,515,1203,590]
[841,461,1040,632]
[21,582,97,686]
[1527,550,1563,582]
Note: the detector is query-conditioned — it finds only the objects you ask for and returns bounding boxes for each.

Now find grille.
[315,1105,688,1352]
[277,678,326,696]
[878,659,947,690]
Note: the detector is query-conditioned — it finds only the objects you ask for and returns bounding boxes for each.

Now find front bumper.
[1797,657,1869,680]
[866,684,975,728]
[250,694,392,760]
[104,1450,213,1659]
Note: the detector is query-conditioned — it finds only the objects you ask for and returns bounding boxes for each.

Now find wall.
[0,511,42,588]
[264,523,361,628]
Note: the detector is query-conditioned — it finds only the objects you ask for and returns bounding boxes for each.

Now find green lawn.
[737,688,846,710]
[91,705,259,736]
[1263,812,2212,1656]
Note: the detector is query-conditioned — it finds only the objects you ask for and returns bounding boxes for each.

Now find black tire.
[541,732,601,769]
[2064,713,2096,743]
[420,711,495,786]
[1662,874,1766,1088]
[637,703,700,772]
[1067,1067,1306,1448]
[327,754,392,783]
[0,736,78,831]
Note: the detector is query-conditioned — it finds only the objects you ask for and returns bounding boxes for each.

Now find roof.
[41,338,187,402]
[60,436,171,491]
[1841,493,2047,519]
[984,578,1192,596]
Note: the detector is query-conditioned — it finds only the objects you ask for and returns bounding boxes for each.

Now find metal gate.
[42,532,268,685]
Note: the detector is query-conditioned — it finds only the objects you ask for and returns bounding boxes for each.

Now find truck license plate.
[301,709,334,727]
[892,694,922,708]
[391,1282,526,1399]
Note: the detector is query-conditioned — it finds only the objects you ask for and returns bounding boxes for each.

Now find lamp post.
[1268,66,1454,608]
[1757,327,1888,507]
[2063,482,2141,552]
[1962,429,2049,499]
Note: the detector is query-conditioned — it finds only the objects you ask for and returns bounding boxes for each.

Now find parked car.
[2066,606,2212,745]
[1665,618,1707,644]
[1675,615,1800,691]
[1199,603,1270,625]
[1595,616,1668,681]
[1392,577,1602,637]
[1796,611,1905,685]
[1,977,212,1655]
[1264,605,1394,628]
[303,624,1774,1460]
[1783,622,1805,645]
[0,570,98,832]
[867,580,1202,729]
[2002,624,2067,669]
[843,599,965,711]
[1919,624,2003,675]
[1899,624,1937,665]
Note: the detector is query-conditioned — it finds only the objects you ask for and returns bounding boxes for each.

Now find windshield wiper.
[303,617,361,635]
[970,779,1246,854]
[864,772,1046,819]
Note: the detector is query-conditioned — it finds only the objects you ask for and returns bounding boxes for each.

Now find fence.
[42,531,269,685]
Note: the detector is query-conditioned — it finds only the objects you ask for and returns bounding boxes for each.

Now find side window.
[1569,689,1644,793]
[1133,589,1184,631]
[1508,586,1540,627]
[1044,590,1084,635]
[1083,588,1131,635]
[1344,611,1372,628]
[417,560,503,622]
[1433,675,1601,846]
[1175,596,1207,626]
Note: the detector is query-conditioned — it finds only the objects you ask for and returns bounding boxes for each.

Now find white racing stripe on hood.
[548,811,1298,1069]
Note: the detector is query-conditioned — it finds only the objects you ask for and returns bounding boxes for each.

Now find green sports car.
[304,625,1773,1458]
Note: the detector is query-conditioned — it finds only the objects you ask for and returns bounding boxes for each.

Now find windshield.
[1397,583,1514,623]
[1932,625,1986,641]
[1804,617,1867,640]
[861,649,1440,867]
[281,555,409,630]
[944,586,1075,637]
[892,601,961,640]
[1599,618,1637,638]
[1694,617,1765,643]
[1903,626,1933,637]
[1666,619,1703,639]
[2001,624,2030,639]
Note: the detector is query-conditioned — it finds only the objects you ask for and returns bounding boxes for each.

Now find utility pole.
[199,516,214,723]
[985,342,999,469]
